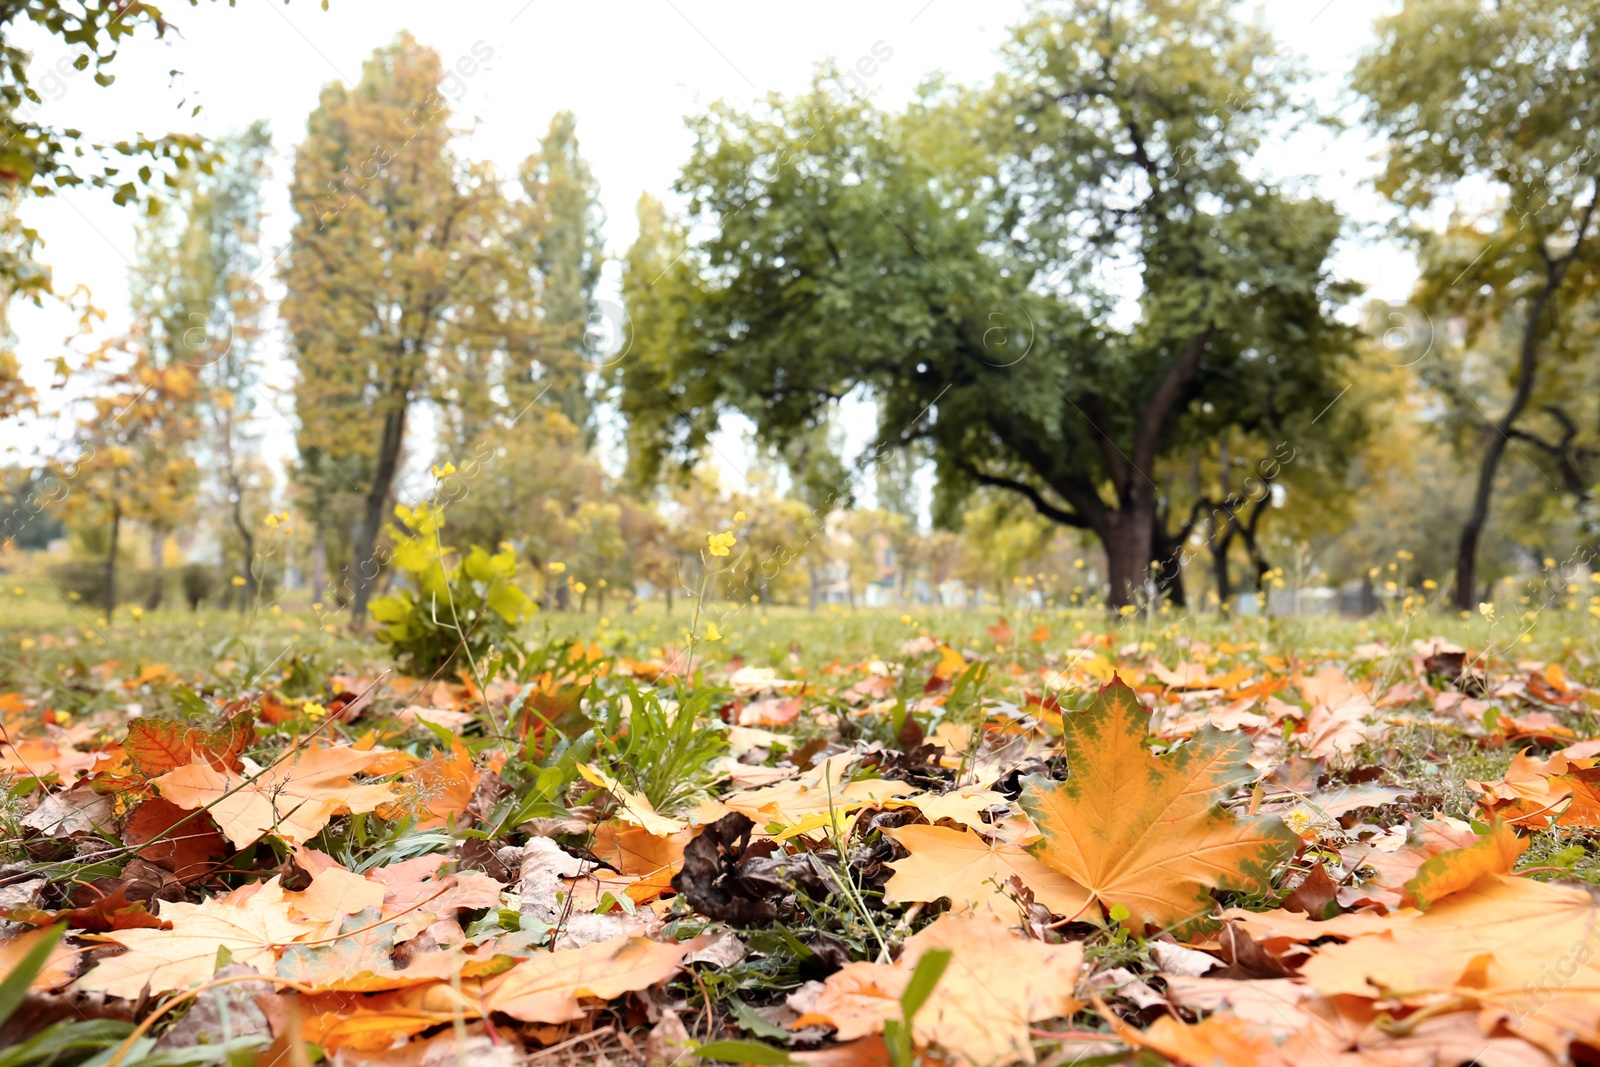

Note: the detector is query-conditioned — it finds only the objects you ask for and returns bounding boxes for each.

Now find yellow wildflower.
[704,620,723,642]
[549,561,566,573]
[707,530,737,556]
[432,461,457,478]
[231,576,247,587]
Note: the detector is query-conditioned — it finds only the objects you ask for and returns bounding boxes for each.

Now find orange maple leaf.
[76,876,309,998]
[153,742,399,847]
[1019,679,1297,936]
[882,824,1090,919]
[793,911,1084,1066]
[1401,819,1526,910]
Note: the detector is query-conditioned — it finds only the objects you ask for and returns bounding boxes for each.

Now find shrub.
[47,561,108,606]
[370,502,533,676]
[180,563,216,610]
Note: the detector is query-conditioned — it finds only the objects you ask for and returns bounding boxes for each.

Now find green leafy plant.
[369,502,533,676]
[594,681,729,815]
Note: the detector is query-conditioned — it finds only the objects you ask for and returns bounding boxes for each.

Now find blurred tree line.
[1,0,1598,618]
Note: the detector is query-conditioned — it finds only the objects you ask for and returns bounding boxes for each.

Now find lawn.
[2,594,1599,1066]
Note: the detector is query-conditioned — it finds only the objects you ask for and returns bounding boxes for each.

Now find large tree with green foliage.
[619,0,1357,607]
[1355,0,1600,609]
[0,1,313,420]
[134,122,271,598]
[285,34,538,622]
[518,111,604,436]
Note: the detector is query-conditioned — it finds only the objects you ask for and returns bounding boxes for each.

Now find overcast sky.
[7,0,1406,493]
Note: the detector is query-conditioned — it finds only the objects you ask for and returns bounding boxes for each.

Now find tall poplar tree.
[518,111,604,436]
[284,34,535,621]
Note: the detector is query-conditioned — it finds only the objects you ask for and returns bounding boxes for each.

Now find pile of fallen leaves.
[2,625,1599,1066]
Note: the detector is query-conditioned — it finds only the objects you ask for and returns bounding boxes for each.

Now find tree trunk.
[663,581,672,615]
[350,404,408,623]
[1212,527,1234,608]
[808,562,820,611]
[104,497,120,618]
[231,493,257,614]
[1452,285,1551,610]
[311,533,327,603]
[1101,505,1155,610]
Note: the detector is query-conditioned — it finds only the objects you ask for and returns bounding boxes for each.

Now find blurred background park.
[0,0,1597,666]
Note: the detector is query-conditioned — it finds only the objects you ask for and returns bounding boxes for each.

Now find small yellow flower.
[704,620,723,642]
[549,561,566,573]
[707,530,737,556]
[304,701,328,721]
[1478,602,1495,620]
[232,576,247,587]
[10,587,20,596]
[264,514,280,528]
[1422,579,1438,590]
[20,638,35,650]
[573,581,587,595]
[734,510,746,523]
[1073,559,1084,569]
[130,607,144,619]
[901,614,911,625]
[66,591,81,601]
[432,461,457,479]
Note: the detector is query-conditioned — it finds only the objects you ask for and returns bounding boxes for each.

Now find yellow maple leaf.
[154,743,399,847]
[77,877,309,998]
[793,911,1084,1066]
[1019,679,1296,936]
[1401,818,1526,910]
[883,824,1090,919]
[578,763,688,836]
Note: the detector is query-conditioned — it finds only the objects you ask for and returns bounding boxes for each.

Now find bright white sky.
[7,0,1408,501]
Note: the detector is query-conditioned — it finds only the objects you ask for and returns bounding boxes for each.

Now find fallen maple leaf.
[479,933,703,1022]
[1401,819,1526,910]
[1470,750,1600,828]
[578,763,688,835]
[882,824,1090,918]
[153,742,399,847]
[277,908,468,992]
[380,740,479,830]
[76,876,309,998]
[794,911,1084,1066]
[1297,873,1600,1057]
[121,796,229,881]
[122,715,253,778]
[1019,679,1297,936]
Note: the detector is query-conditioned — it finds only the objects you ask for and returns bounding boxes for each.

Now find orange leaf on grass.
[75,876,309,998]
[153,742,398,847]
[793,911,1085,1067]
[379,740,479,830]
[479,933,704,1022]
[1401,819,1526,910]
[882,824,1090,919]
[121,796,228,881]
[121,715,254,778]
[1019,679,1297,936]
[0,925,82,991]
